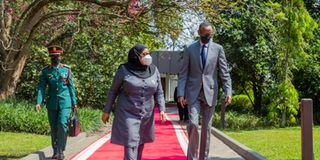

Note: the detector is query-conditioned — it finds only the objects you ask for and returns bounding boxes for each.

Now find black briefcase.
[68,108,81,137]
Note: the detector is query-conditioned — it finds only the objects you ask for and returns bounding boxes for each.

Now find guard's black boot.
[52,153,59,159]
[56,151,65,160]
[52,149,59,159]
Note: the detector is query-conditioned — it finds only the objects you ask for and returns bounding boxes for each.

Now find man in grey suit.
[177,22,232,160]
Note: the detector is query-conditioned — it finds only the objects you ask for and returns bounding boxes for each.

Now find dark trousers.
[47,105,71,154]
[177,103,189,121]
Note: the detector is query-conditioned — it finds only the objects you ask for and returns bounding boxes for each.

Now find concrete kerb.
[211,127,267,160]
[20,132,92,160]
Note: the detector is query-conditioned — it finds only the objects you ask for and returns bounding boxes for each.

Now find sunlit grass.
[224,126,320,160]
[0,132,50,160]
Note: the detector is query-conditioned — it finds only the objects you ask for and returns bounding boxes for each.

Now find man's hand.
[178,96,187,108]
[102,112,110,124]
[160,111,167,123]
[225,96,232,106]
[35,104,41,112]
[72,105,78,109]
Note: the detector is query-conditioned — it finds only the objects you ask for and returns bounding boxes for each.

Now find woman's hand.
[160,111,167,123]
[102,112,110,124]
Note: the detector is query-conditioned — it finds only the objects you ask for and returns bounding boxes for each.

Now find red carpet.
[72,109,187,160]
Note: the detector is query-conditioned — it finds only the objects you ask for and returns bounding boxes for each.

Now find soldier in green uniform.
[35,45,77,160]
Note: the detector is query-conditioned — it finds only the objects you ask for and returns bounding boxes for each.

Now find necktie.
[201,45,206,67]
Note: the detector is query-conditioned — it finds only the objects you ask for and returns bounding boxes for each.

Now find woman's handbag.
[68,108,81,137]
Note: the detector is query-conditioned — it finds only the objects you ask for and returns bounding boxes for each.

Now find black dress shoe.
[56,152,65,160]
[52,152,59,159]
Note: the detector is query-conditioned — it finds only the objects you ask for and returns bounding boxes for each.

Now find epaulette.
[62,64,70,68]
[46,64,70,70]
[43,65,51,70]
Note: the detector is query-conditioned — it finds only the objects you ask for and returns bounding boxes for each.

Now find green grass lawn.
[0,132,50,160]
[224,126,320,160]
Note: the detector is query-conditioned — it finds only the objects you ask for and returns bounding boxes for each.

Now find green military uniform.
[36,45,77,159]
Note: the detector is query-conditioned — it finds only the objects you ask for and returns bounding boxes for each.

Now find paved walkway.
[166,107,244,160]
[21,106,244,160]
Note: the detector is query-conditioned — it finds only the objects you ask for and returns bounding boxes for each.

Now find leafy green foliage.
[14,0,184,109]
[201,0,278,113]
[270,0,318,79]
[267,81,299,126]
[200,0,318,126]
[268,0,317,127]
[213,111,270,130]
[0,100,50,134]
[227,94,254,113]
[15,45,48,101]
[293,56,320,124]
[0,99,104,135]
[293,0,320,124]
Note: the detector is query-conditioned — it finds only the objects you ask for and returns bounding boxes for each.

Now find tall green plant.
[270,0,317,127]
[268,81,299,126]
[293,0,320,124]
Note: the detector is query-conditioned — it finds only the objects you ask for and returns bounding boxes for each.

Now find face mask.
[51,56,60,64]
[140,54,152,66]
[200,34,211,44]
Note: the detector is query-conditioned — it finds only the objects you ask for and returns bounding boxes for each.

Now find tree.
[7,0,190,107]
[271,0,318,127]
[293,0,320,124]
[0,0,128,100]
[0,0,189,100]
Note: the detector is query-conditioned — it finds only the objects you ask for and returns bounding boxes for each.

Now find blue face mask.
[51,56,60,64]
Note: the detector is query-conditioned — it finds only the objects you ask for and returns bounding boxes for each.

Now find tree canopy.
[1,0,319,127]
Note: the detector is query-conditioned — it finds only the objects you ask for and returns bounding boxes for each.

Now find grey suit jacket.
[177,40,232,107]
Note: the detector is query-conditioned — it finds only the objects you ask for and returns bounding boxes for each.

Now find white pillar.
[166,74,171,101]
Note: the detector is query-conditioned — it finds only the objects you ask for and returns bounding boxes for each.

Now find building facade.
[151,51,183,102]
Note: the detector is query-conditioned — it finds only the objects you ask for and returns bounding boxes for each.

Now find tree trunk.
[280,50,289,128]
[253,89,262,114]
[281,107,287,128]
[252,81,262,113]
[242,86,254,109]
[0,51,28,100]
